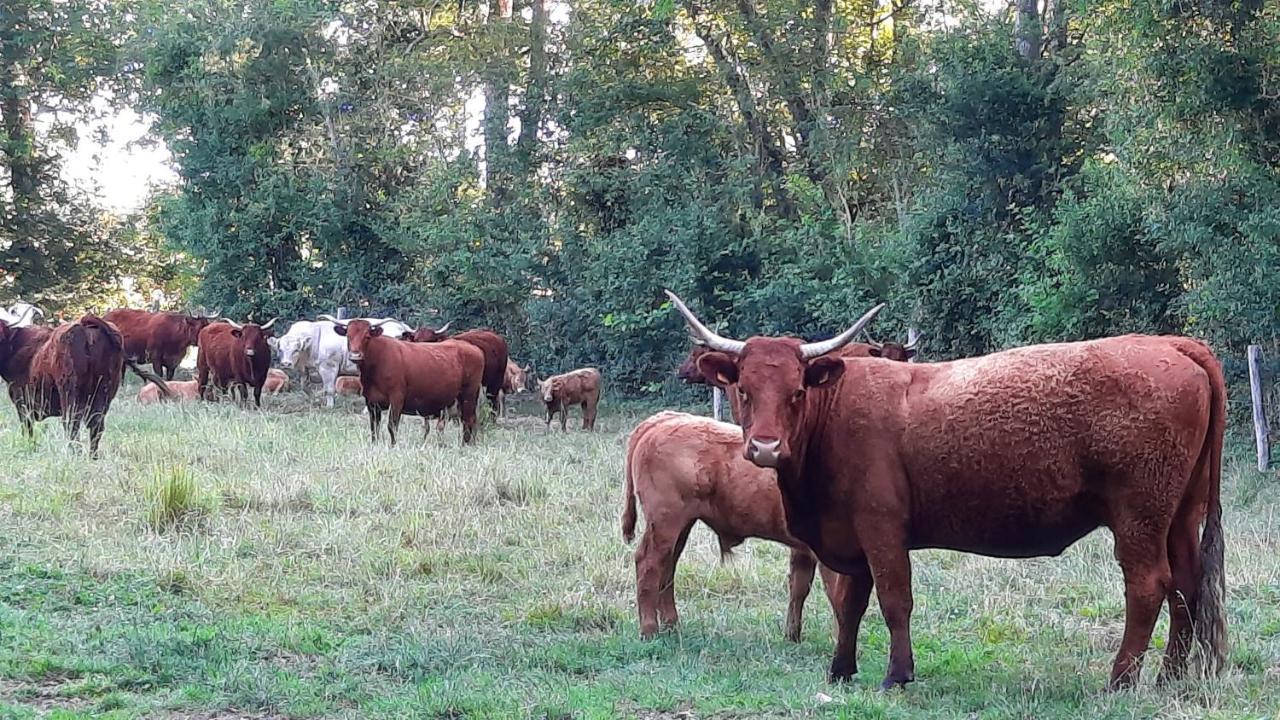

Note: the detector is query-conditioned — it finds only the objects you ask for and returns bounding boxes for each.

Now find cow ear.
[868,347,882,358]
[231,328,243,338]
[697,352,738,388]
[332,323,347,337]
[400,331,413,341]
[370,326,383,337]
[804,356,845,389]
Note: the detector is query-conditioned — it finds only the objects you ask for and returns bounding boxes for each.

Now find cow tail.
[621,429,639,543]
[78,314,123,351]
[126,360,173,398]
[1184,340,1228,674]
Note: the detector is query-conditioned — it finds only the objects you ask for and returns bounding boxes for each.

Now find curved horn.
[200,308,222,319]
[16,306,37,326]
[370,319,394,328]
[259,317,278,331]
[861,331,884,350]
[903,337,920,351]
[220,318,244,330]
[799,304,886,360]
[664,290,745,355]
[435,321,451,334]
[318,314,348,327]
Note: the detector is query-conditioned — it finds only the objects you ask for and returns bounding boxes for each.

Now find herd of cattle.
[0,306,601,454]
[0,293,1233,692]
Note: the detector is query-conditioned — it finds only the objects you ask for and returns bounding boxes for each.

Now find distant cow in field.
[669,290,1229,691]
[539,368,601,432]
[403,325,509,415]
[0,314,167,456]
[104,308,220,380]
[137,379,201,404]
[504,359,529,396]
[334,375,363,397]
[265,368,289,395]
[623,411,844,641]
[196,319,277,407]
[0,302,43,327]
[323,316,484,445]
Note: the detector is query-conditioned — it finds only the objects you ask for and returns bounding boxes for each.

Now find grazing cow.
[275,317,413,407]
[623,411,844,641]
[104,308,220,380]
[138,379,201,404]
[265,368,289,395]
[196,319,277,408]
[0,314,166,456]
[334,375,363,397]
[539,368,602,432]
[403,326,509,415]
[322,316,484,445]
[668,290,1228,691]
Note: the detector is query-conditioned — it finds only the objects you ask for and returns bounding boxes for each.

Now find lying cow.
[624,411,844,641]
[265,368,289,395]
[322,316,484,445]
[196,319,277,407]
[540,368,602,432]
[0,313,166,456]
[138,379,202,404]
[335,375,363,397]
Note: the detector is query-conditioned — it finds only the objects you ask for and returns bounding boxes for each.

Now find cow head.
[321,315,391,362]
[504,361,529,394]
[182,309,221,343]
[275,328,309,368]
[539,377,557,403]
[676,344,713,384]
[221,318,277,357]
[864,334,919,363]
[404,322,450,343]
[666,290,883,468]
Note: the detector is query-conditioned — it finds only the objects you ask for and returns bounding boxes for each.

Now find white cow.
[272,317,413,407]
[0,302,43,327]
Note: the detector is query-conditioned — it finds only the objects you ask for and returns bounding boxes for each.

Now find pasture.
[0,389,1278,719]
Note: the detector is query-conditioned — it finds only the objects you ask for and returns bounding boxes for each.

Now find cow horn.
[201,308,222,319]
[318,313,348,327]
[799,304,887,360]
[861,331,884,350]
[220,318,244,330]
[664,290,745,355]
[16,306,37,326]
[435,321,451,334]
[259,317,278,330]
[371,319,394,328]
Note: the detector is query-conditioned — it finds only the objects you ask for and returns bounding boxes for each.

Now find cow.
[138,379,201,404]
[321,316,484,445]
[539,368,602,432]
[0,302,43,327]
[195,319,277,408]
[104,308,221,380]
[624,410,845,641]
[0,314,167,456]
[667,290,1228,692]
[265,368,289,395]
[274,317,413,407]
[403,326,509,415]
[334,375,363,397]
[504,359,529,396]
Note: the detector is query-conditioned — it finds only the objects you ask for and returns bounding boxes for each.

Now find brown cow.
[195,319,277,408]
[404,325,509,415]
[335,375,363,396]
[624,411,845,641]
[669,290,1228,691]
[104,308,220,380]
[539,368,601,431]
[324,316,484,445]
[0,313,154,456]
[265,368,289,395]
[503,359,529,395]
[138,379,202,404]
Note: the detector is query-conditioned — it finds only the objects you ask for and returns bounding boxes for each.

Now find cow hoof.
[879,674,913,692]
[785,627,801,643]
[828,659,857,683]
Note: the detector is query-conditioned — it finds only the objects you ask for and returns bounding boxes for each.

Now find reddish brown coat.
[692,329,1228,691]
[678,342,913,386]
[623,411,844,641]
[0,315,124,456]
[406,327,510,414]
[196,322,274,407]
[539,367,601,431]
[334,375,363,396]
[265,368,289,394]
[103,309,212,380]
[336,319,484,445]
[138,380,201,404]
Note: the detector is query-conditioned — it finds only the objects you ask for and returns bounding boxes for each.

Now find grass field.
[0,385,1278,719]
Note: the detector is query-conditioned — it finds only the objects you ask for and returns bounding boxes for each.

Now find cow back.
[359,336,483,416]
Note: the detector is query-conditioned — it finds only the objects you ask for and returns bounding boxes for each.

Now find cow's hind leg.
[865,540,915,689]
[785,548,818,642]
[386,402,403,447]
[635,521,687,639]
[1108,521,1172,690]
[1159,504,1203,685]
[658,522,695,630]
[829,558,873,682]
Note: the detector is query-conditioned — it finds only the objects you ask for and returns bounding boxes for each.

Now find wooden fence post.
[712,386,723,422]
[336,306,349,321]
[1249,344,1269,471]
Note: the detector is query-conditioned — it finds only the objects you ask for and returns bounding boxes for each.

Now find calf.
[334,375,363,396]
[138,379,201,404]
[195,319,277,407]
[0,314,140,456]
[265,368,289,394]
[623,411,844,641]
[539,367,601,431]
[323,316,485,445]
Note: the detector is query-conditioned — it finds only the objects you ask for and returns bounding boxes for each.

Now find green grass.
[0,385,1277,718]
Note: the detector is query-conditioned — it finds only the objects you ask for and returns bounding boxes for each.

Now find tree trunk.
[483,0,514,207]
[0,1,43,290]
[1043,0,1067,56]
[1015,0,1041,60]
[516,0,546,171]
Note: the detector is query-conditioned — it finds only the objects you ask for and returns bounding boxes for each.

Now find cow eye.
[736,387,748,403]
[792,389,805,403]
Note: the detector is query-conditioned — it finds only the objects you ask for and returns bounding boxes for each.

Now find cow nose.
[245,349,256,356]
[349,352,363,362]
[747,437,783,468]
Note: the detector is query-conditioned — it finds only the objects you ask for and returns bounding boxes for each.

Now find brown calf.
[539,368,602,431]
[138,379,202,404]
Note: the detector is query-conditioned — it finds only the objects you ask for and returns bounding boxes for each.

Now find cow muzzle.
[245,349,256,357]
[349,352,363,362]
[746,436,785,468]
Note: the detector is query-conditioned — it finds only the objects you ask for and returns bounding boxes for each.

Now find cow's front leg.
[826,558,873,682]
[865,542,915,690]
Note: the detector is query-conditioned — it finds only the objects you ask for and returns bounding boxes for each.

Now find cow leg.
[1108,524,1172,690]
[865,544,915,689]
[320,365,339,408]
[1160,507,1202,685]
[85,405,106,459]
[436,413,446,432]
[635,522,685,639]
[422,417,431,440]
[367,403,382,443]
[658,523,694,630]
[559,402,568,432]
[828,558,873,682]
[386,403,403,447]
[253,384,262,408]
[459,395,478,445]
[785,548,818,643]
